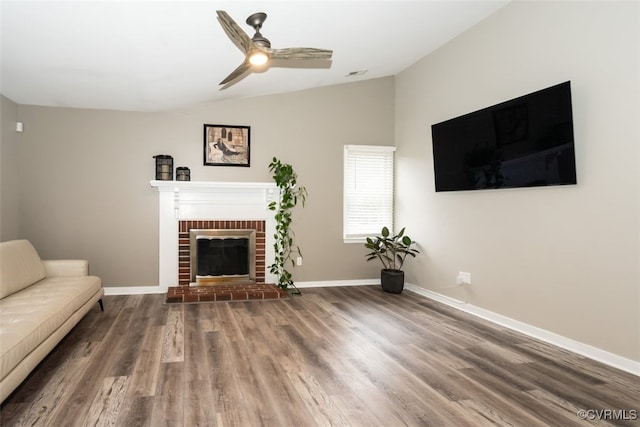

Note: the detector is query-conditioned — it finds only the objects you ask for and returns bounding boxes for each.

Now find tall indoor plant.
[268,157,307,293]
[364,226,419,294]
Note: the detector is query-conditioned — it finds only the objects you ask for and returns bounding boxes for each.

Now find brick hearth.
[166,283,287,303]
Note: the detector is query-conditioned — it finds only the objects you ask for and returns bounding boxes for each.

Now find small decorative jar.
[176,167,191,181]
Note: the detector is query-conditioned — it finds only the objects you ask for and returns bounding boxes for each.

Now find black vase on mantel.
[381,269,404,294]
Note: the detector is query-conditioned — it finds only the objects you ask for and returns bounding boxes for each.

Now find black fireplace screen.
[197,238,249,277]
[190,228,256,284]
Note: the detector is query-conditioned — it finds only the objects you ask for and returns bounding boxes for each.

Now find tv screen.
[431,81,577,192]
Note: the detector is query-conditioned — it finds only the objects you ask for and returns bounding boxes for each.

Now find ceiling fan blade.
[216,10,253,55]
[219,61,252,86]
[270,48,333,61]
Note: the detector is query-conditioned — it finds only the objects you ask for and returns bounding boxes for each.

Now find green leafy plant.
[268,157,307,292]
[364,226,419,271]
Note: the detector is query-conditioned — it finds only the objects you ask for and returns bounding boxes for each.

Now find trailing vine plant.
[268,157,307,293]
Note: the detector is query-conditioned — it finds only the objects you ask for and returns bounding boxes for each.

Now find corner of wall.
[0,95,21,241]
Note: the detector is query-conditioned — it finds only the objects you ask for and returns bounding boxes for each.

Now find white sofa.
[0,239,103,402]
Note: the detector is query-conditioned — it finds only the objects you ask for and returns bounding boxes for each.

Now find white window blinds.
[343,145,396,242]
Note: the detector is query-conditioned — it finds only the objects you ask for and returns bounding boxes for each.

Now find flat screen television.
[431,81,577,192]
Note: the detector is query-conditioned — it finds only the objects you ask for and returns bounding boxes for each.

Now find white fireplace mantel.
[150,180,279,291]
[150,180,279,192]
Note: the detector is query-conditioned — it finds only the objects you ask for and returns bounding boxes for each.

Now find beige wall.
[11,77,394,286]
[1,95,20,241]
[395,1,639,361]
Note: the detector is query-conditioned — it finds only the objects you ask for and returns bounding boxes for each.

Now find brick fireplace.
[178,219,265,286]
[150,180,282,302]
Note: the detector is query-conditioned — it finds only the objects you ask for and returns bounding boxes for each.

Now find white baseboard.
[405,283,640,377]
[103,286,164,296]
[295,279,379,288]
[101,279,377,295]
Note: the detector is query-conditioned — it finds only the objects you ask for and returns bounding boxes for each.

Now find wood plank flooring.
[1,286,638,426]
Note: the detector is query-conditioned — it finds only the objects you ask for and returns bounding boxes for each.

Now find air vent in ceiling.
[346,70,368,77]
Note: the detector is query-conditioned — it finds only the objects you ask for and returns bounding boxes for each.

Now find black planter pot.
[381,269,404,294]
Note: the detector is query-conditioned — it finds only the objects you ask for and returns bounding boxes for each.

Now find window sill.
[343,237,367,244]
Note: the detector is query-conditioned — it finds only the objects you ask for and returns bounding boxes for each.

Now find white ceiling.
[0,0,509,112]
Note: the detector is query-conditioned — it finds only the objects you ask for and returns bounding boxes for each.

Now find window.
[343,145,396,243]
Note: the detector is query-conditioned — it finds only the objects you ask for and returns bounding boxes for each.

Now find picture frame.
[203,124,251,167]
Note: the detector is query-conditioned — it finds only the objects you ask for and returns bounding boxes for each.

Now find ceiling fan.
[216,10,333,87]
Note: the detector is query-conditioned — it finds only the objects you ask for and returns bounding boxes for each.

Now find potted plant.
[364,226,419,294]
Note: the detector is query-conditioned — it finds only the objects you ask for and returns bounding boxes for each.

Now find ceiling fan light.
[248,50,270,66]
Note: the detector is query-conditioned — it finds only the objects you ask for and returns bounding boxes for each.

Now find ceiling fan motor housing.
[246,12,271,47]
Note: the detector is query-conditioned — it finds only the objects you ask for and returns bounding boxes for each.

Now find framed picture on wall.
[203,124,251,167]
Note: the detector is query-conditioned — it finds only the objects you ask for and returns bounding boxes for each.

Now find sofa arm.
[42,260,89,277]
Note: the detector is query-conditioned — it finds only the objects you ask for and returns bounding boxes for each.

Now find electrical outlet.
[461,272,471,285]
[296,256,303,266]
[457,272,471,285]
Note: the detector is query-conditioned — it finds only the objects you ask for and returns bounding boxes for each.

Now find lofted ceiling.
[0,1,510,112]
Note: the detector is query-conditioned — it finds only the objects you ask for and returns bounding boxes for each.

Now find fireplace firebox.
[190,229,256,285]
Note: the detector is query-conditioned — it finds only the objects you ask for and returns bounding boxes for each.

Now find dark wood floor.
[1,286,638,426]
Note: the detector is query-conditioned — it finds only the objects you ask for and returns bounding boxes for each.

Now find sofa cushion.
[0,240,47,299]
[0,275,102,383]
[43,259,89,277]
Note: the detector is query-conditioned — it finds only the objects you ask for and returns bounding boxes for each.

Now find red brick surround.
[178,220,266,287]
[166,283,287,303]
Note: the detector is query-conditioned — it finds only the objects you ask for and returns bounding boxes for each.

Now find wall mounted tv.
[431,81,577,192]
